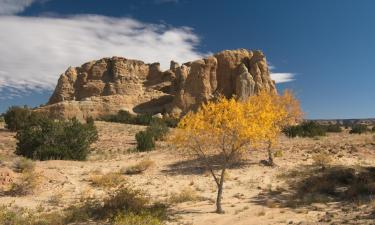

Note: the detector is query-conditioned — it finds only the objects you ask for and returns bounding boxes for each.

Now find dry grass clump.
[8,170,40,196]
[13,157,35,173]
[312,151,332,169]
[89,172,125,188]
[64,185,168,224]
[168,187,204,204]
[6,160,39,196]
[122,159,155,175]
[113,212,163,225]
[0,206,65,225]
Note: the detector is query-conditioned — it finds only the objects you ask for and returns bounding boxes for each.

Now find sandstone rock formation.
[38,49,276,120]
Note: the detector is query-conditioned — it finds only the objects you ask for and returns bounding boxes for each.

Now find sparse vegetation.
[349,124,369,134]
[312,151,332,170]
[113,212,163,225]
[135,130,155,151]
[3,106,46,131]
[146,119,169,141]
[325,123,342,133]
[100,110,179,127]
[8,170,40,196]
[89,172,125,188]
[168,187,203,204]
[122,159,154,175]
[283,121,326,138]
[16,117,98,160]
[13,157,35,173]
[65,185,168,224]
[100,110,153,125]
[0,206,64,225]
[134,119,170,151]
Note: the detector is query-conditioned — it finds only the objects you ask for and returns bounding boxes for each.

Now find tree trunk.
[267,140,274,166]
[216,169,226,214]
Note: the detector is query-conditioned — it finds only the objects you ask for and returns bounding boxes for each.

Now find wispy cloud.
[0,15,205,96]
[270,73,295,83]
[0,0,46,15]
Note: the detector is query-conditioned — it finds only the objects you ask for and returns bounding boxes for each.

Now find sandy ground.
[1,121,375,224]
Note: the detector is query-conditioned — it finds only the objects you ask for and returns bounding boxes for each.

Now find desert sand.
[1,121,375,224]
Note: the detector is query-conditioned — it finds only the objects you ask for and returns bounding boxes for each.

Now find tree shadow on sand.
[162,154,256,176]
[251,165,375,224]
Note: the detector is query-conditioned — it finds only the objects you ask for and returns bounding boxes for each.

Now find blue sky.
[0,0,374,119]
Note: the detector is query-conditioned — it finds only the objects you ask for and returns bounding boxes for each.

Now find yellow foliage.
[172,90,302,155]
[170,90,302,213]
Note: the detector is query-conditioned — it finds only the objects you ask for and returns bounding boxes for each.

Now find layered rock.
[39,49,276,120]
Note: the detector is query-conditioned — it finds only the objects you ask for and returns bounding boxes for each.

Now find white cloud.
[0,0,44,15]
[0,13,294,101]
[270,73,295,83]
[0,15,205,95]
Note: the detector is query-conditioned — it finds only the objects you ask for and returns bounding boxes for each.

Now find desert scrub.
[146,119,169,141]
[122,159,155,175]
[283,121,326,138]
[312,151,332,170]
[99,110,153,125]
[113,212,163,225]
[89,172,125,188]
[324,124,342,133]
[135,130,155,151]
[135,119,170,151]
[349,124,369,134]
[13,157,35,173]
[0,206,65,225]
[65,185,168,224]
[99,110,179,127]
[8,170,40,196]
[168,187,203,204]
[16,117,98,160]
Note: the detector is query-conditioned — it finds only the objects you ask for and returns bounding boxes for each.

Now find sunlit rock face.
[39,49,276,120]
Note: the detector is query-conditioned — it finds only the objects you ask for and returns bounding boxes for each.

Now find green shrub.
[16,118,98,161]
[135,131,155,151]
[146,119,169,141]
[162,116,179,128]
[134,114,153,125]
[283,121,326,138]
[100,110,179,127]
[3,106,46,131]
[324,124,342,133]
[349,124,369,134]
[372,126,375,132]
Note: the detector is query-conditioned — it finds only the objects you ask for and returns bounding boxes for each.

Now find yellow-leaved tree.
[247,90,303,166]
[170,90,302,213]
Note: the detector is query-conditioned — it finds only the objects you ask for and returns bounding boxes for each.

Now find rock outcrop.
[38,49,276,120]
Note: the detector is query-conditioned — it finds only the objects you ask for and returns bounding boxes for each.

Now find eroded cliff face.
[39,49,276,120]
